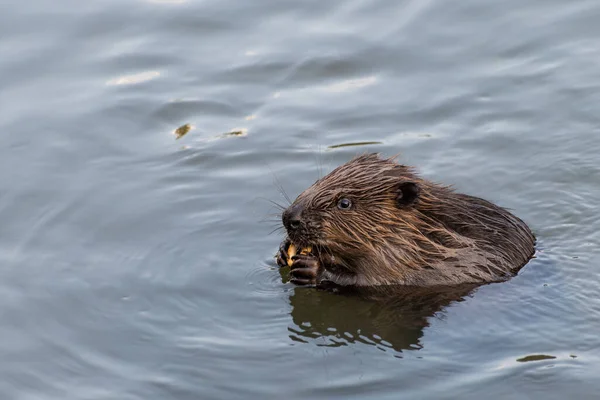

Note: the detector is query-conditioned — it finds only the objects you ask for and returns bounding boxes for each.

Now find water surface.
[1,0,599,399]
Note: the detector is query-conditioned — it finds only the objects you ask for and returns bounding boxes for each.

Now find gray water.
[1,0,599,399]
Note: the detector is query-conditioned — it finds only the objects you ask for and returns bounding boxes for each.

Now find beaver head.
[281,153,535,286]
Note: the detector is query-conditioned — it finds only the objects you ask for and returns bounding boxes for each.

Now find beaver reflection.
[284,279,478,354]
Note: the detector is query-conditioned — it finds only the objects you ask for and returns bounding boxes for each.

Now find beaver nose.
[282,204,303,231]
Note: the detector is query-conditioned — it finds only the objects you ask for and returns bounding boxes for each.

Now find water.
[1,0,599,399]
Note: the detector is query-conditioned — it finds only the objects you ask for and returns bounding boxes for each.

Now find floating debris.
[328,141,382,149]
[221,128,248,138]
[516,354,557,363]
[173,123,193,140]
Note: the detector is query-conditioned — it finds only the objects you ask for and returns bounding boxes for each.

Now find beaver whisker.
[273,179,292,205]
[260,198,286,211]
[268,226,286,236]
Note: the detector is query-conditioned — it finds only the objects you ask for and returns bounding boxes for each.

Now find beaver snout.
[282,204,304,232]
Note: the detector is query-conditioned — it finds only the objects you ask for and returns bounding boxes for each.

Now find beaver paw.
[276,239,291,268]
[290,254,321,286]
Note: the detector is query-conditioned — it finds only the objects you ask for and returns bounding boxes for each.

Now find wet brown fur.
[282,153,536,287]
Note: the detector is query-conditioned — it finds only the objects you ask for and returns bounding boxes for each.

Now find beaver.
[276,153,535,287]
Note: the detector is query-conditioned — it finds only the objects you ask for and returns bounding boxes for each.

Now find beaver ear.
[396,182,419,207]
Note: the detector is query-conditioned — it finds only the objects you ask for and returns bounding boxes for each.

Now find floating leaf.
[328,141,382,149]
[220,128,248,138]
[516,354,557,363]
[174,123,193,140]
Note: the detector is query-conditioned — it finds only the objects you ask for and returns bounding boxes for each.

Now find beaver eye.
[337,198,352,210]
